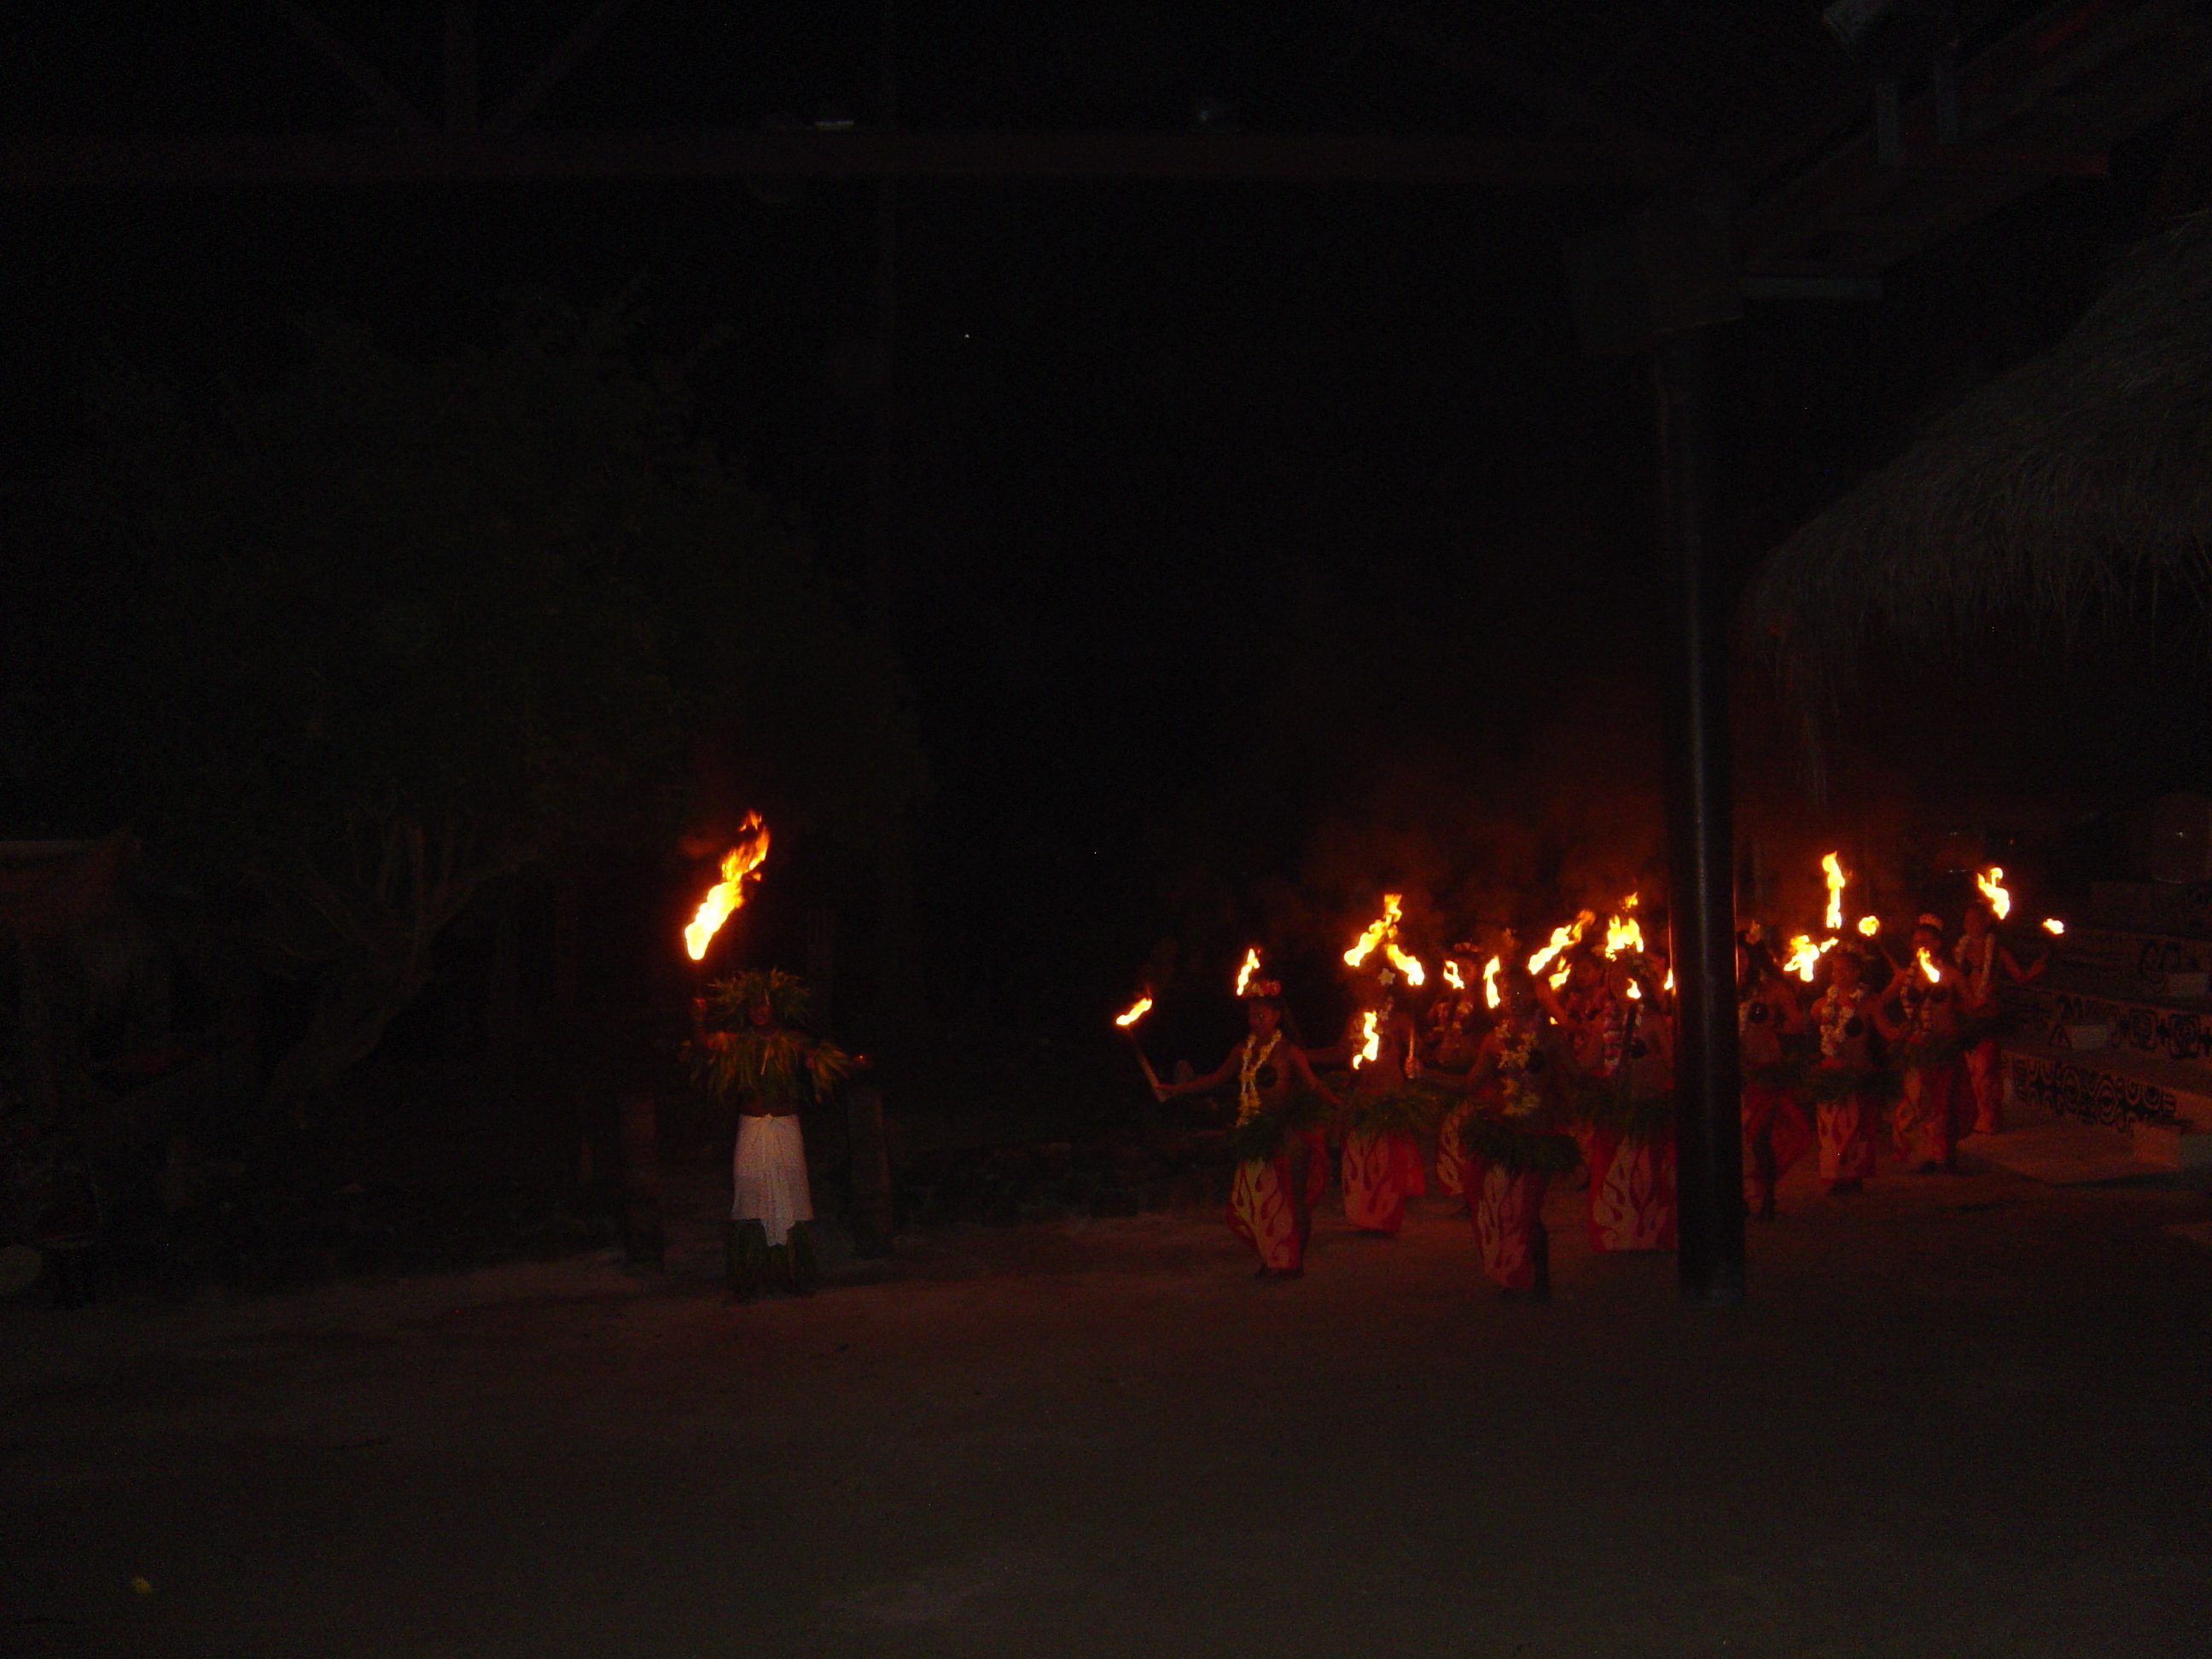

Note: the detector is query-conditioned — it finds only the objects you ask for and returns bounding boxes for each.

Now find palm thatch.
[1748,212,2212,684]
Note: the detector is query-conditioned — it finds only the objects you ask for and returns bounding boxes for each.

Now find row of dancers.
[1153,900,2044,1299]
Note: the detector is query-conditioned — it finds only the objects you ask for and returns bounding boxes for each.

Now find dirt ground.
[5,1155,2211,1659]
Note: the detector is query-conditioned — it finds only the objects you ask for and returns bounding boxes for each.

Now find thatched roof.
[1747,212,2212,678]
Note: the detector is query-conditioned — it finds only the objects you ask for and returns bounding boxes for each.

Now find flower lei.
[1236,1031,1283,1125]
[1493,1022,1545,1119]
[1816,987,1863,1060]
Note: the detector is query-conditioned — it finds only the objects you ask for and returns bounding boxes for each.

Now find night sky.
[1,2,2191,1079]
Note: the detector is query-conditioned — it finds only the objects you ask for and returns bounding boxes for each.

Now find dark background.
[0,2,2194,1096]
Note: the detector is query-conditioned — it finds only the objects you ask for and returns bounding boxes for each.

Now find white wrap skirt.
[731,1114,812,1243]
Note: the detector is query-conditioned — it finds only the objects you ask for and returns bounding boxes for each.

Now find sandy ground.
[5,1157,2211,1659]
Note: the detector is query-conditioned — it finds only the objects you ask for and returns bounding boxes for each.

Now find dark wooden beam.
[1333,1,1701,176]
[1744,0,2212,274]
[261,1,432,134]
[0,128,1679,189]
[490,0,633,134]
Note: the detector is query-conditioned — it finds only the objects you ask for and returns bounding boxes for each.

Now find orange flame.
[1976,867,2011,921]
[1351,1009,1381,1068]
[1442,959,1465,992]
[1114,994,1153,1027]
[1821,852,1847,932]
[1663,967,1674,992]
[2042,917,2066,935]
[1344,894,1423,986]
[1917,946,1945,983]
[1343,894,1400,969]
[682,813,771,961]
[1856,915,1880,937]
[1604,907,1644,959]
[1234,947,1261,998]
[1781,934,1837,983]
[1482,956,1502,1010]
[1528,911,1594,989]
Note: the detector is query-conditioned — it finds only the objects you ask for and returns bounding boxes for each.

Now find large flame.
[1917,945,1945,983]
[1781,934,1837,983]
[1528,911,1594,988]
[1482,956,1502,1010]
[1351,1009,1381,1068]
[1114,993,1154,1027]
[1344,894,1425,986]
[1442,959,1465,992]
[1234,947,1261,998]
[1857,915,1880,937]
[2042,917,2066,935]
[1821,852,1847,932]
[682,813,771,961]
[1604,907,1644,959]
[1976,866,2011,920]
[1343,894,1400,969]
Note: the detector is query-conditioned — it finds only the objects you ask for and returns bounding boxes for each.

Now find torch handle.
[1125,1036,1166,1096]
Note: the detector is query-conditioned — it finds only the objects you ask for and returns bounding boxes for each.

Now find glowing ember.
[1352,1009,1381,1068]
[1482,956,1502,1010]
[1976,866,2011,920]
[1114,994,1153,1027]
[1234,947,1261,998]
[1780,934,1837,983]
[682,813,771,961]
[2042,917,2066,935]
[1528,911,1594,987]
[1822,852,1847,932]
[1857,915,1880,937]
[1917,946,1945,983]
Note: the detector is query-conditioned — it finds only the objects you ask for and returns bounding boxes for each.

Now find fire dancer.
[1155,981,1337,1281]
[1423,946,1487,1072]
[1877,917,1972,1174]
[1423,946,1489,1209]
[1738,941,1813,1221]
[1807,946,1883,1194]
[1954,901,2043,1135]
[1310,974,1431,1237]
[1423,964,1579,1300]
[1575,956,1678,1251]
[689,969,854,1298]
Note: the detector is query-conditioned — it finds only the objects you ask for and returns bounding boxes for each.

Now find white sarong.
[731,1114,812,1243]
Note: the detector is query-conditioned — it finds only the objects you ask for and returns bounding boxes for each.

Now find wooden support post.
[1655,329,1745,1307]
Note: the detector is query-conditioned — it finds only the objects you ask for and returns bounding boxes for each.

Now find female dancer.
[1578,955,1678,1251]
[1879,917,1972,1173]
[1807,947,1883,1194]
[1422,964,1579,1299]
[1312,973,1429,1237]
[1738,942,1813,1220]
[1157,982,1338,1280]
[1954,901,2043,1135]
